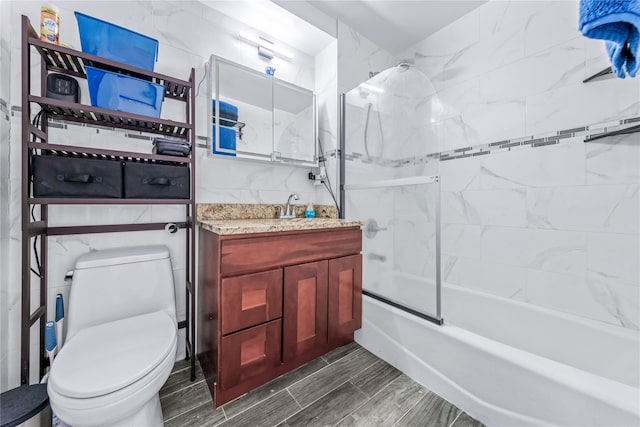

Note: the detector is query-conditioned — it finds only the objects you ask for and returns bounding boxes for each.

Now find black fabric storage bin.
[32,155,123,198]
[124,162,190,199]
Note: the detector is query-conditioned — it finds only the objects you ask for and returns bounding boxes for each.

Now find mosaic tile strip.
[345,115,640,167]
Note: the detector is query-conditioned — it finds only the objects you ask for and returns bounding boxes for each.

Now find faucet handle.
[273,205,284,218]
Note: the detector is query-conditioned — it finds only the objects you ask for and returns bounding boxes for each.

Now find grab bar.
[344,176,438,190]
[368,253,387,262]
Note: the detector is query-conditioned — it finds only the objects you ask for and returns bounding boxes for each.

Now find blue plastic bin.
[85,66,164,118]
[75,12,158,71]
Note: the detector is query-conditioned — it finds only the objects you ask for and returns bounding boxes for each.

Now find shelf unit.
[20,15,197,383]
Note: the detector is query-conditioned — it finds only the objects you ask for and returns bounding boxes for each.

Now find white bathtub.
[356,273,640,426]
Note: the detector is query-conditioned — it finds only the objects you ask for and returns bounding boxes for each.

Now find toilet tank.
[66,245,177,341]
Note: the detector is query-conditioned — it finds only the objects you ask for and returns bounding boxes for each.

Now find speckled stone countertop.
[197,203,338,221]
[198,218,362,235]
[197,204,361,235]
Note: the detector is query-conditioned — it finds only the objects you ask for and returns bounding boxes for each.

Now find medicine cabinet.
[209,55,317,166]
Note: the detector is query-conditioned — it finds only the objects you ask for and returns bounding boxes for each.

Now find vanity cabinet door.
[283,260,328,363]
[219,319,282,391]
[328,255,362,347]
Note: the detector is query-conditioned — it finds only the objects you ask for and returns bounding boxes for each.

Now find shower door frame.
[339,94,443,326]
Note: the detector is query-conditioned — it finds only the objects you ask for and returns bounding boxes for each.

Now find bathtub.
[356,272,640,426]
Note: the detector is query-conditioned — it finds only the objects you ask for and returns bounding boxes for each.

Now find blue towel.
[579,0,640,78]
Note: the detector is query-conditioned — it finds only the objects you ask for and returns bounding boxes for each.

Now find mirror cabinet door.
[212,58,273,159]
[273,80,316,165]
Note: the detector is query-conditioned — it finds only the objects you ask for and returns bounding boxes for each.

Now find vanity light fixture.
[359,82,384,93]
[239,31,294,60]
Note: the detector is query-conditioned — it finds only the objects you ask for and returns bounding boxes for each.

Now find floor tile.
[161,380,212,421]
[336,375,427,427]
[278,381,368,427]
[164,401,225,427]
[222,357,328,418]
[161,363,205,398]
[451,412,485,427]
[321,341,362,365]
[218,390,300,427]
[288,348,379,408]
[350,359,402,398]
[171,359,192,374]
[396,391,461,427]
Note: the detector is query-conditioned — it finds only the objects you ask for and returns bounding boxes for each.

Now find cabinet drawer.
[219,319,282,391]
[221,228,362,276]
[221,269,283,335]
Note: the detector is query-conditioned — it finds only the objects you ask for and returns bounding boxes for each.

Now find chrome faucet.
[278,193,299,218]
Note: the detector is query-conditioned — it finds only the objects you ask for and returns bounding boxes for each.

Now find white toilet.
[48,245,178,427]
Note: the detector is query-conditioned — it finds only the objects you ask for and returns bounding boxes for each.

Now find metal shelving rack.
[20,15,197,383]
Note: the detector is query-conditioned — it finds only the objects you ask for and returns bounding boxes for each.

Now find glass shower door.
[341,64,443,323]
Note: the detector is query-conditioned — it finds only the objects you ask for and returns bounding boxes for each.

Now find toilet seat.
[48,311,177,426]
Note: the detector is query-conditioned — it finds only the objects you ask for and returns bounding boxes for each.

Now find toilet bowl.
[47,246,178,427]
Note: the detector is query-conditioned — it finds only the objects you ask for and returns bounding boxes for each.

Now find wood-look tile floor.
[160,343,485,427]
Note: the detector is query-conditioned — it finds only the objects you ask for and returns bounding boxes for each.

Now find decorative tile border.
[345,115,640,167]
[9,106,638,168]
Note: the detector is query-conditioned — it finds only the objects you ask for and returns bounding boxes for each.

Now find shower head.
[397,62,411,72]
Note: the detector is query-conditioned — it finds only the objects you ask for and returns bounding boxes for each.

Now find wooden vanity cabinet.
[197,226,362,407]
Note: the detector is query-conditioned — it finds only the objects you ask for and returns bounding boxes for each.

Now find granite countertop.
[196,203,361,235]
[198,218,363,235]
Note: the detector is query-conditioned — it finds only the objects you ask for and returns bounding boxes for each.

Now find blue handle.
[45,321,57,352]
[55,294,64,321]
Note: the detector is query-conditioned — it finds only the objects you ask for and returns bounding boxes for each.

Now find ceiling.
[200,1,486,57]
[200,0,335,56]
[280,0,487,54]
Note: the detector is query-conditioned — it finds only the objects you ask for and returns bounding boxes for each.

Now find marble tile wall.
[2,0,338,390]
[0,0,12,392]
[406,0,639,330]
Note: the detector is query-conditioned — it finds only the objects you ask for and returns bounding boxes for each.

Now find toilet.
[47,245,178,427]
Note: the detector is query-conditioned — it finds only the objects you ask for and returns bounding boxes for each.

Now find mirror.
[274,80,316,164]
[210,55,317,166]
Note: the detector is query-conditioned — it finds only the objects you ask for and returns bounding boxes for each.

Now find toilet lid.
[49,311,176,399]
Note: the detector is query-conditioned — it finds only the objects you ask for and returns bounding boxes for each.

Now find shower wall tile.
[442,189,528,227]
[394,219,436,277]
[522,1,581,56]
[526,269,623,326]
[337,21,396,94]
[461,96,527,146]
[481,227,587,276]
[442,224,482,259]
[412,8,479,92]
[444,4,526,88]
[464,189,528,227]
[478,262,528,301]
[585,134,640,185]
[438,156,481,191]
[525,79,640,136]
[586,272,639,329]
[478,37,585,105]
[444,256,527,300]
[443,256,481,289]
[526,185,639,234]
[587,233,640,286]
[479,142,586,189]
